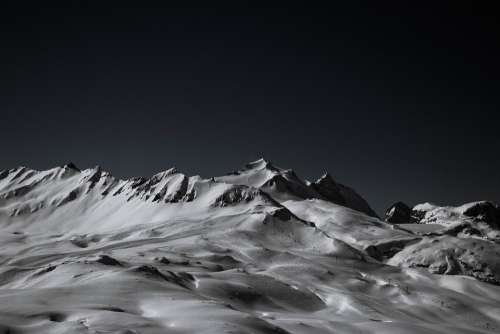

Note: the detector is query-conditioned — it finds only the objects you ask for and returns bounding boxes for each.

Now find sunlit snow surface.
[0,160,499,333]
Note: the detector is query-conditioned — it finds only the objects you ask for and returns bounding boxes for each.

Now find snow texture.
[1,159,500,333]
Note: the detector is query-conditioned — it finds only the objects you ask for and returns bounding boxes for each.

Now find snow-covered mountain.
[385,201,500,285]
[1,159,499,334]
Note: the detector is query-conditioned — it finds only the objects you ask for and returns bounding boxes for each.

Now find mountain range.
[1,159,499,334]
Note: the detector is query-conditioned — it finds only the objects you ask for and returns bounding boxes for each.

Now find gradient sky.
[1,2,499,214]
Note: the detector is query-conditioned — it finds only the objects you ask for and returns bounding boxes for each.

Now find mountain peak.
[384,201,412,224]
[152,167,179,179]
[315,172,336,185]
[88,165,103,173]
[244,158,279,172]
[63,162,80,172]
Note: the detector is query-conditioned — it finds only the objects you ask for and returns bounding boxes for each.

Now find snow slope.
[0,159,499,333]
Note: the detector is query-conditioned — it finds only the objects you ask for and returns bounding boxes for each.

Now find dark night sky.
[1,1,499,214]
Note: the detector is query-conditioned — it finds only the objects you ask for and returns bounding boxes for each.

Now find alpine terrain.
[1,159,499,334]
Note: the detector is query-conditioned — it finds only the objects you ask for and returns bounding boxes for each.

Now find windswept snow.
[0,159,499,333]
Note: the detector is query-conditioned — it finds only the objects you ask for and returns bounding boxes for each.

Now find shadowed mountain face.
[1,159,500,334]
[216,158,378,217]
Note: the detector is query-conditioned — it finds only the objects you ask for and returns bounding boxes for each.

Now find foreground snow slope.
[0,159,499,333]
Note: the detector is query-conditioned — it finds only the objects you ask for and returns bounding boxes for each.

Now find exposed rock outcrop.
[385,202,412,224]
[461,201,500,229]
